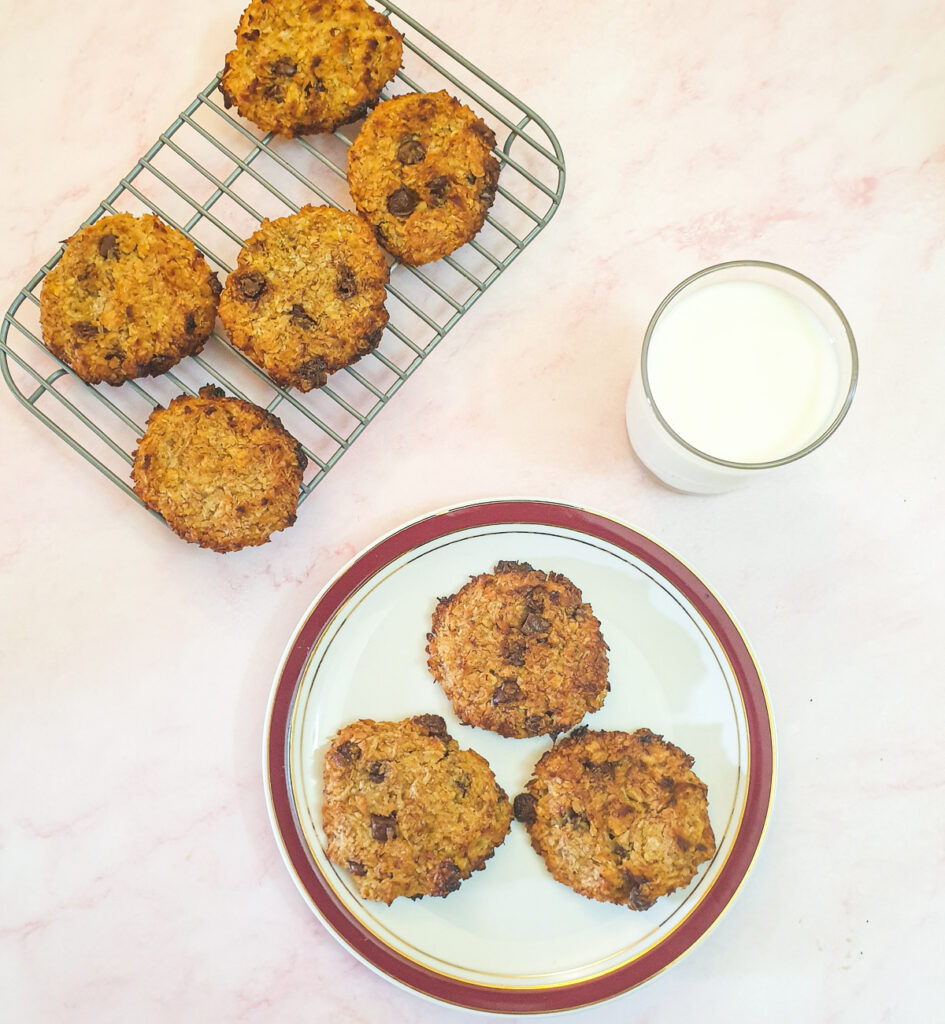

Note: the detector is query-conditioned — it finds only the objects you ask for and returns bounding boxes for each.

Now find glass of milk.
[625,261,858,494]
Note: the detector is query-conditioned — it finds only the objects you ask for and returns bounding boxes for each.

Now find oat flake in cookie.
[39,213,221,386]
[218,205,389,391]
[220,0,403,136]
[131,385,307,553]
[426,562,610,738]
[347,90,501,265]
[322,715,513,904]
[514,728,717,910]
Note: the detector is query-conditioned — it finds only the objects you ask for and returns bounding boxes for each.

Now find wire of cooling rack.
[0,2,565,515]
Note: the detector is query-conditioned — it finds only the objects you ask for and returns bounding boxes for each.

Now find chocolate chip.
[513,792,537,825]
[236,504,246,515]
[185,312,197,334]
[490,679,522,705]
[242,29,260,41]
[500,637,526,666]
[290,304,316,329]
[676,835,691,851]
[297,355,327,389]
[426,175,450,206]
[570,725,588,739]
[396,135,426,165]
[347,859,367,876]
[336,264,358,299]
[466,172,477,185]
[523,714,544,736]
[73,321,98,338]
[637,730,657,744]
[583,759,616,778]
[271,57,297,77]
[365,326,383,348]
[369,812,397,841]
[413,714,447,738]
[236,271,267,300]
[521,613,551,636]
[310,55,322,69]
[209,273,222,296]
[431,860,462,897]
[386,186,419,217]
[612,842,628,859]
[332,739,361,766]
[524,587,545,613]
[367,761,387,783]
[97,233,118,259]
[659,775,675,791]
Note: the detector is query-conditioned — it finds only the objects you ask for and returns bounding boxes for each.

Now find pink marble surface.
[1,0,942,1020]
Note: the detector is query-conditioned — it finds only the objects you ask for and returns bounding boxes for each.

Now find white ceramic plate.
[264,500,775,1013]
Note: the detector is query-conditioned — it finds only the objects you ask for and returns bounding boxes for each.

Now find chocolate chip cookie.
[218,204,389,391]
[131,384,307,552]
[426,562,610,738]
[514,728,717,910]
[322,714,513,904]
[39,213,221,386]
[346,90,500,265]
[220,0,403,136]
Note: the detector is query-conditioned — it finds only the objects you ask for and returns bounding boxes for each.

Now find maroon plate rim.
[264,499,775,1014]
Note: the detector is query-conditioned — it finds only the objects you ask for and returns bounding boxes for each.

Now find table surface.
[1,1,941,1021]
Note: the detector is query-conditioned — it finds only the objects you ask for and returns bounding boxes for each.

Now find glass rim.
[640,260,859,470]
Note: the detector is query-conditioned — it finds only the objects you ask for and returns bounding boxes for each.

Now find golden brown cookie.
[426,562,610,739]
[218,204,389,391]
[39,213,220,386]
[322,714,513,904]
[131,384,307,553]
[220,0,403,137]
[514,728,717,910]
[346,90,500,265]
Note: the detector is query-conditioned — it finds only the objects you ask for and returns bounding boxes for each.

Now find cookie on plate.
[218,204,389,391]
[513,728,717,910]
[39,213,220,386]
[322,714,513,904]
[426,561,610,738]
[131,384,307,553]
[346,89,500,265]
[220,0,403,137]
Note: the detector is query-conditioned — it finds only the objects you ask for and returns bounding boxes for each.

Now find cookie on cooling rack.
[346,90,500,265]
[131,384,307,553]
[513,728,717,910]
[220,0,403,136]
[322,714,513,904]
[218,204,389,391]
[426,561,610,739]
[39,213,221,386]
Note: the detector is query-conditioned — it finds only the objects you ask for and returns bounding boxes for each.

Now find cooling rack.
[0,2,564,512]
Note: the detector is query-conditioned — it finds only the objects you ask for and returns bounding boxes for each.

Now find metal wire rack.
[0,2,564,513]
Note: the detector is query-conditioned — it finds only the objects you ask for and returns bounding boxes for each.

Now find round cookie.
[39,213,220,386]
[426,561,610,738]
[131,384,307,553]
[220,0,403,137]
[322,714,513,904]
[513,728,717,910]
[346,90,500,265]
[219,205,389,391]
